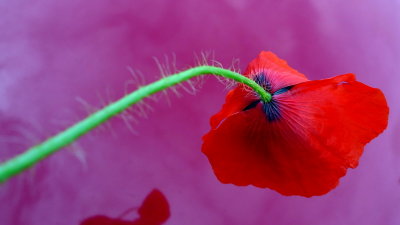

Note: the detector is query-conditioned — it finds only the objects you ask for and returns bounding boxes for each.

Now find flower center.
[245,73,295,122]
[253,73,272,92]
[242,99,282,122]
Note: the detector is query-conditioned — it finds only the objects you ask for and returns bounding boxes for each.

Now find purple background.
[1,0,399,224]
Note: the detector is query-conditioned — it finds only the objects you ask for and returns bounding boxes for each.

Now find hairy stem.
[0,66,271,183]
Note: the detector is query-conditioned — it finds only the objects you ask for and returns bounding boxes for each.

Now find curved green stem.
[0,66,271,183]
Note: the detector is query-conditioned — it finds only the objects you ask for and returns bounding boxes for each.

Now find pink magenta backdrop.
[1,0,399,224]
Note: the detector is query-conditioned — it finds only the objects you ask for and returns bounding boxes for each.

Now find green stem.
[0,66,271,183]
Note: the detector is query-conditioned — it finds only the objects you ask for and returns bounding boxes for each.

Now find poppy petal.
[244,51,309,93]
[210,87,257,129]
[137,189,170,223]
[275,73,389,168]
[202,74,388,197]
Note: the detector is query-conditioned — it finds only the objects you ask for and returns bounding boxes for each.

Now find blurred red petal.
[137,189,170,224]
[80,216,131,225]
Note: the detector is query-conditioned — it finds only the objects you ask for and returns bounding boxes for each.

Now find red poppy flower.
[202,51,389,197]
[80,189,170,225]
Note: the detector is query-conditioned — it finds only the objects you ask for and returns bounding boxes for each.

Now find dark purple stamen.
[242,73,294,121]
[253,73,272,92]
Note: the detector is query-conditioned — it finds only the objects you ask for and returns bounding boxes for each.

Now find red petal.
[137,189,170,223]
[276,73,389,168]
[80,216,129,225]
[210,87,257,129]
[202,74,388,197]
[244,51,309,92]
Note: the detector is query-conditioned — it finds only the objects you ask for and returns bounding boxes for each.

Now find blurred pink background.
[1,0,399,224]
